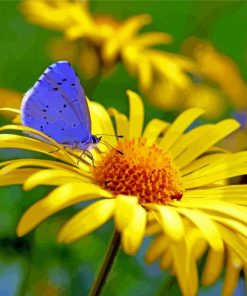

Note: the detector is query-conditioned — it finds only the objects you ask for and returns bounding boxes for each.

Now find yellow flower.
[1,91,247,285]
[20,0,197,105]
[20,1,247,119]
[183,37,247,111]
[146,225,247,296]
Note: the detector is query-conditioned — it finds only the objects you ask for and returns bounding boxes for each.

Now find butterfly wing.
[21,61,92,145]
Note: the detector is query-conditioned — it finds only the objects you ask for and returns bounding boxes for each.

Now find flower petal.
[184,185,247,205]
[0,158,84,176]
[102,14,151,63]
[143,118,169,146]
[136,55,152,92]
[58,199,116,243]
[171,239,198,296]
[175,119,240,169]
[145,234,169,264]
[0,168,39,186]
[174,201,247,226]
[89,101,117,147]
[154,205,184,241]
[160,249,173,269]
[201,248,224,286]
[17,182,112,236]
[127,90,144,139]
[174,208,223,251]
[159,108,204,151]
[24,169,88,190]
[169,124,212,159]
[217,224,247,262]
[0,107,20,115]
[121,204,146,255]
[114,195,138,231]
[0,134,74,163]
[131,32,172,47]
[222,250,242,296]
[108,107,129,139]
[181,153,226,176]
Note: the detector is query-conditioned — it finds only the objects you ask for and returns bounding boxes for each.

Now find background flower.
[19,0,247,119]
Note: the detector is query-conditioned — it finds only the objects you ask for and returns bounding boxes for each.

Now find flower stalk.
[89,229,121,296]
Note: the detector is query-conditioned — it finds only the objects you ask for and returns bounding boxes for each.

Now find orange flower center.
[92,138,183,204]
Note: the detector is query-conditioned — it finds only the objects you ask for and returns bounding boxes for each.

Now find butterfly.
[20,61,101,152]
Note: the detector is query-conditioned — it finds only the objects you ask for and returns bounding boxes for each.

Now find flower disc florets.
[93,138,183,204]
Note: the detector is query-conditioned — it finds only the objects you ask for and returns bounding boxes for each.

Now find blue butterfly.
[20,61,101,151]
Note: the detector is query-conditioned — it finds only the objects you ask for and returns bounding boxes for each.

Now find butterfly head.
[91,135,102,147]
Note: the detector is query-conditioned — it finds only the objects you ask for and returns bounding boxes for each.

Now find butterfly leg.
[85,150,95,167]
[49,145,68,154]
[77,150,95,167]
[49,147,61,153]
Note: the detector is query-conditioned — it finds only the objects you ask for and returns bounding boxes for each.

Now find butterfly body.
[21,61,101,151]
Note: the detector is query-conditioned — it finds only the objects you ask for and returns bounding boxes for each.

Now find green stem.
[85,70,103,98]
[159,275,176,296]
[89,229,121,296]
[17,261,32,296]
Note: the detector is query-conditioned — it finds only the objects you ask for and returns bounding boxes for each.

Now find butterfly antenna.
[96,133,124,138]
[99,139,123,155]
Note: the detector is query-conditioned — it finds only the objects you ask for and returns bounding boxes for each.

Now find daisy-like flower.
[182,37,247,112]
[1,91,247,295]
[20,0,197,107]
[146,222,247,296]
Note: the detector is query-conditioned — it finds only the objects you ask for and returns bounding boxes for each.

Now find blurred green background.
[0,1,246,295]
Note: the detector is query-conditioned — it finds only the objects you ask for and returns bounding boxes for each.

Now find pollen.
[92,138,183,204]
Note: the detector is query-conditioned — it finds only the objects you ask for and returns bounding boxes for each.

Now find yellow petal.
[0,168,39,186]
[154,205,184,241]
[174,208,223,251]
[160,249,173,269]
[185,166,247,188]
[143,118,169,146]
[0,107,20,115]
[58,199,116,243]
[159,108,204,151]
[171,239,198,296]
[131,32,172,47]
[169,124,212,159]
[217,224,247,262]
[222,250,242,296]
[121,204,146,255]
[89,101,117,147]
[0,124,62,148]
[181,153,226,176]
[145,234,169,264]
[175,201,247,226]
[114,195,138,231]
[17,182,111,236]
[127,90,144,139]
[0,158,84,176]
[184,185,247,205]
[201,248,224,286]
[0,133,74,164]
[136,55,152,92]
[102,14,151,63]
[108,107,129,139]
[176,119,240,169]
[24,169,88,190]
[185,227,207,261]
[209,215,247,239]
[145,220,162,235]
